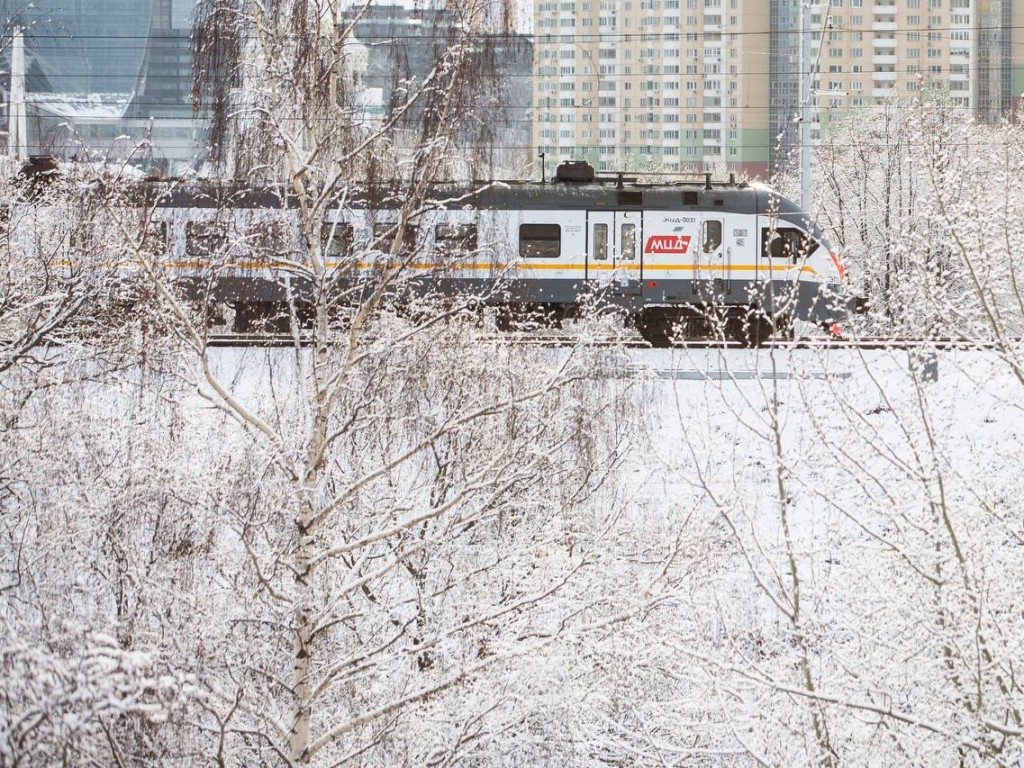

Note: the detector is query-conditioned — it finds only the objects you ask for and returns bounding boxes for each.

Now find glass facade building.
[14,0,205,171]
[27,0,154,94]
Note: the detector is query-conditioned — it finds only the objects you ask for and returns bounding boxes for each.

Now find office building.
[10,0,205,171]
[344,4,533,171]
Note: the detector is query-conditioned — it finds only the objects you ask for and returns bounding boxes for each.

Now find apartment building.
[533,1,772,178]
[534,0,1024,180]
[771,0,1024,174]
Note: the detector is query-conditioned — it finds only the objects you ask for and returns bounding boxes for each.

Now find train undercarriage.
[197,297,797,348]
[164,271,842,347]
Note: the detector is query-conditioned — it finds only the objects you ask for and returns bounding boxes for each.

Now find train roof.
[134,178,803,219]
[19,155,810,224]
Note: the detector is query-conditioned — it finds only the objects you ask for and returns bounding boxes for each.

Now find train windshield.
[762,226,821,261]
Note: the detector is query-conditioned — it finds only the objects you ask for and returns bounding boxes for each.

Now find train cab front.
[805,239,864,337]
[757,190,864,337]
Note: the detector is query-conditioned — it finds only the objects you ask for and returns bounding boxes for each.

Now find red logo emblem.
[644,235,691,255]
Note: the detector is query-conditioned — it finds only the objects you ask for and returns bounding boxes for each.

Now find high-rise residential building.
[770,0,1024,175]
[533,1,772,178]
[534,0,1024,181]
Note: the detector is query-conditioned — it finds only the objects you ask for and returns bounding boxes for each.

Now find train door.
[586,210,642,294]
[695,215,729,297]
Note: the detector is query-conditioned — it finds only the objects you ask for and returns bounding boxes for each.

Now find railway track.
[202,332,1017,351]
[207,332,312,348]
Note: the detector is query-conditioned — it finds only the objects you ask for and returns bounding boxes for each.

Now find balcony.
[872,5,897,14]
[872,71,898,81]
[871,38,897,48]
[871,21,897,32]
[872,55,898,65]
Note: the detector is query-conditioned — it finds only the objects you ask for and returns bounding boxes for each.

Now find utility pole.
[8,26,26,163]
[799,1,813,217]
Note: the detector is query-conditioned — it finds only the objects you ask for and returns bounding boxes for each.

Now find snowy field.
[4,340,1022,766]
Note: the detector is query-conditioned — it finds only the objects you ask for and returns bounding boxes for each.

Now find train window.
[621,223,636,260]
[373,222,418,251]
[143,222,168,254]
[683,191,699,206]
[762,227,809,260]
[321,222,354,257]
[434,224,478,254]
[251,221,289,256]
[701,220,722,253]
[520,223,561,258]
[70,222,98,252]
[186,222,227,257]
[593,223,608,260]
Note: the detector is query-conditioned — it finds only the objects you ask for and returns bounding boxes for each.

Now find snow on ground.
[195,342,1024,762]
[593,346,1024,765]
[5,340,1022,765]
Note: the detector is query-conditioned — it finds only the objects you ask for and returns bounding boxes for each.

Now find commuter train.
[55,160,856,345]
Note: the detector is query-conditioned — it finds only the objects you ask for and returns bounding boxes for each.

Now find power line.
[20,63,991,80]
[17,140,1024,152]
[11,22,1024,42]
[11,102,1000,121]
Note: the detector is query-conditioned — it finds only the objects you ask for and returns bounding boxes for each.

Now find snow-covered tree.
[11,1,667,764]
[808,95,1023,337]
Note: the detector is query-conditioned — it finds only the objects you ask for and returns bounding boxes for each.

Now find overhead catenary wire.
[16,63,998,81]
[11,141,1024,154]
[12,23,1024,42]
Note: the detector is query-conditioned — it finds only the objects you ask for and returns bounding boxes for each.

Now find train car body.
[42,161,855,345]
